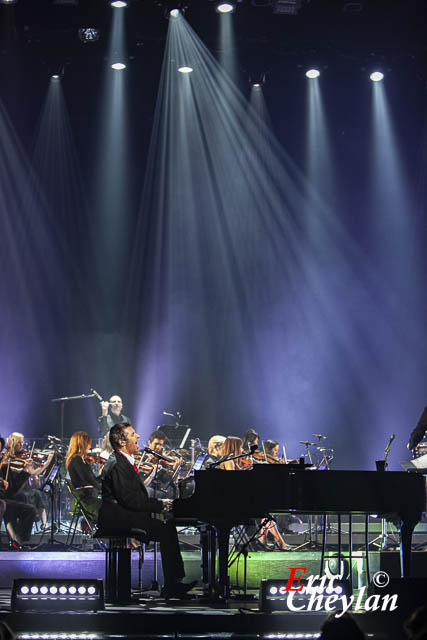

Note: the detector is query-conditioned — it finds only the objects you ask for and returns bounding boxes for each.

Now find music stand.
[158,424,191,450]
[38,445,68,550]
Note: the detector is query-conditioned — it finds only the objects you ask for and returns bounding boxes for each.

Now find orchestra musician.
[142,429,183,498]
[218,435,289,550]
[203,435,226,468]
[0,436,6,520]
[0,432,52,548]
[263,439,279,457]
[100,433,113,461]
[98,423,197,599]
[219,437,244,470]
[147,429,167,453]
[256,440,289,550]
[65,431,102,523]
[241,429,259,454]
[98,395,130,438]
[407,407,427,451]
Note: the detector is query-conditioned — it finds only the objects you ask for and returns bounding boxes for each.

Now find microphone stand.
[371,435,397,550]
[51,392,95,440]
[208,449,256,469]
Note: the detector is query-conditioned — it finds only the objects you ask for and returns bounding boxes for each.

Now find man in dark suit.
[98,422,196,599]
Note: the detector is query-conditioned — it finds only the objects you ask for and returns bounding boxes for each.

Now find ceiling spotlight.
[51,75,60,80]
[111,62,126,70]
[158,1,188,17]
[78,28,100,42]
[370,71,384,82]
[110,1,127,7]
[306,68,320,78]
[178,66,193,73]
[0,0,18,4]
[272,0,304,15]
[216,2,235,12]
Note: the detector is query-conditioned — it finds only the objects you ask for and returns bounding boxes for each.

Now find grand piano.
[173,466,426,599]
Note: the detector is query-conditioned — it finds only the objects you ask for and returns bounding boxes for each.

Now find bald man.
[98,395,130,438]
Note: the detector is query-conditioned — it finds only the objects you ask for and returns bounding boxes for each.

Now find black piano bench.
[93,527,148,604]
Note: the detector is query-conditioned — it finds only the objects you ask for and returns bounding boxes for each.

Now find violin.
[0,449,52,473]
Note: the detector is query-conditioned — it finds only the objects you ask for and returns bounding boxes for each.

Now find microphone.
[208,453,232,469]
[143,446,173,463]
[91,388,103,402]
[384,434,395,456]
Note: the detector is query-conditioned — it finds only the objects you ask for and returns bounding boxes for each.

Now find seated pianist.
[98,422,197,600]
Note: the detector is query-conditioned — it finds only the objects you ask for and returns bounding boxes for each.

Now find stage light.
[110,1,127,7]
[111,62,126,70]
[370,71,384,82]
[12,579,104,612]
[169,8,180,17]
[178,66,193,73]
[272,0,303,15]
[259,578,352,613]
[306,68,320,78]
[216,2,235,12]
[78,27,100,42]
[0,0,18,5]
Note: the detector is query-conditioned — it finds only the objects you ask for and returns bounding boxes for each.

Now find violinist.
[100,433,113,461]
[203,435,226,468]
[241,429,259,454]
[0,432,51,548]
[65,431,101,522]
[144,430,183,497]
[256,439,289,550]
[148,429,167,454]
[0,436,6,520]
[219,437,244,470]
[263,440,279,457]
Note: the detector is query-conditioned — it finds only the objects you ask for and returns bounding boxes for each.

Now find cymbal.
[313,434,327,440]
[299,441,316,446]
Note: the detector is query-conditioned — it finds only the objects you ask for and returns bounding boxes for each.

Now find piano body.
[173,466,426,600]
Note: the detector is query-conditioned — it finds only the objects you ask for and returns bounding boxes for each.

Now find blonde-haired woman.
[65,431,101,522]
[1,432,51,547]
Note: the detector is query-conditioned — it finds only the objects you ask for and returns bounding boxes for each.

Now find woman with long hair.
[65,431,101,522]
[219,437,243,470]
[241,429,259,454]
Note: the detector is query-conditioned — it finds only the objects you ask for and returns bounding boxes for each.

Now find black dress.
[68,456,101,521]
